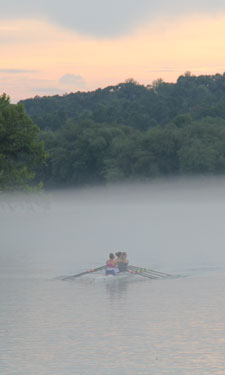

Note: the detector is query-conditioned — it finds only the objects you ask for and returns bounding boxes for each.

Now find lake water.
[1,178,225,374]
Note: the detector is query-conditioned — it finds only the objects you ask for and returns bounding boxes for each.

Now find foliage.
[17,72,225,187]
[0,94,46,191]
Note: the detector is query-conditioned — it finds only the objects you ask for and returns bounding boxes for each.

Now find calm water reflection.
[1,269,225,375]
[1,180,225,374]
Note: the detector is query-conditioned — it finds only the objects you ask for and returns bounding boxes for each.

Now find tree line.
[1,72,225,190]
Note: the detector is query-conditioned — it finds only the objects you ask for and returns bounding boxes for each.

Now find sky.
[1,0,225,102]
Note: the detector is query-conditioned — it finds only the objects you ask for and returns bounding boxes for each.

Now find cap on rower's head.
[109,253,115,259]
[115,251,122,257]
[122,252,127,257]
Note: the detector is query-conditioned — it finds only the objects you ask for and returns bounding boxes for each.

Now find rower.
[116,251,128,272]
[105,253,118,276]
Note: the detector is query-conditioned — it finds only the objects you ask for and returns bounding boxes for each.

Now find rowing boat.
[81,271,133,283]
[62,264,172,281]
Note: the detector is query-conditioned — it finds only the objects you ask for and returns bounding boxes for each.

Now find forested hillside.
[21,72,225,187]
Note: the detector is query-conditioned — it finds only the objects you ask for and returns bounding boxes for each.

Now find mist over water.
[1,177,225,374]
[1,177,225,276]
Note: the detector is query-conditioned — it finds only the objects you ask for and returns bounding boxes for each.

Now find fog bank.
[1,177,225,277]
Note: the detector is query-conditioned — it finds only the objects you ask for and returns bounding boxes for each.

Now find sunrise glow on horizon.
[1,1,225,102]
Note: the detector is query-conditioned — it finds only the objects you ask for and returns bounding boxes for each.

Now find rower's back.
[117,261,128,272]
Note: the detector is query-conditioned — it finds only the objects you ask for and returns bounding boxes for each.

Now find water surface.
[1,179,225,374]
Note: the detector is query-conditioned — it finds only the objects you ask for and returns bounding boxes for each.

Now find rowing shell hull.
[82,272,133,283]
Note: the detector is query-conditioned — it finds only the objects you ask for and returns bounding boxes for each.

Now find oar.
[62,265,106,280]
[129,265,171,277]
[126,268,158,279]
[129,266,169,278]
[128,266,161,278]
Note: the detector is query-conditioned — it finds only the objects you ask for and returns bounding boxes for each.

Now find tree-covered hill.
[19,72,225,188]
[21,73,225,132]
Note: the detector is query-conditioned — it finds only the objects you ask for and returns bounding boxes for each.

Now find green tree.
[41,120,112,186]
[178,118,225,174]
[0,94,46,191]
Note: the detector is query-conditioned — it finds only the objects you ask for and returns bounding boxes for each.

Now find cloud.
[0,69,39,74]
[0,74,63,101]
[1,11,225,102]
[1,0,225,37]
[59,74,86,89]
[0,72,86,102]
